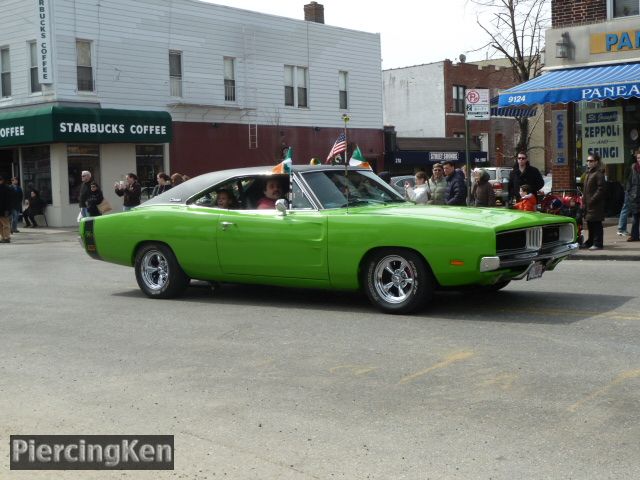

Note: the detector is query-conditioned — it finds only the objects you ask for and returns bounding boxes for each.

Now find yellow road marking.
[480,373,518,390]
[329,365,379,376]
[494,307,640,322]
[398,351,474,385]
[567,369,640,412]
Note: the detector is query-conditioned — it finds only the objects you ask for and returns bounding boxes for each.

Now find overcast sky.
[202,0,511,69]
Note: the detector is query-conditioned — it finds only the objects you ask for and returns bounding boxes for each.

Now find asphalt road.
[2,234,640,479]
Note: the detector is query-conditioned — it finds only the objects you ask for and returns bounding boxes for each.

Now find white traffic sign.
[465,88,490,120]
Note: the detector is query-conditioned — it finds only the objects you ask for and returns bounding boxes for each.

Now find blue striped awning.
[498,62,640,107]
[490,96,537,118]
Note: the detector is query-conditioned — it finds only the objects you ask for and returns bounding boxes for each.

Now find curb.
[568,254,640,261]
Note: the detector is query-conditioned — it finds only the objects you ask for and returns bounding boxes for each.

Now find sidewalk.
[570,217,640,261]
[3,220,639,260]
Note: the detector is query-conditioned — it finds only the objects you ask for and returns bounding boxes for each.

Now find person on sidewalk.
[626,150,640,242]
[581,153,606,250]
[114,173,142,211]
[78,170,93,218]
[0,176,12,243]
[443,161,467,206]
[513,185,537,211]
[9,177,23,233]
[508,151,544,203]
[22,189,46,228]
[404,171,430,204]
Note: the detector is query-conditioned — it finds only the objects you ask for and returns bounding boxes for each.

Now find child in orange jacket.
[514,184,537,211]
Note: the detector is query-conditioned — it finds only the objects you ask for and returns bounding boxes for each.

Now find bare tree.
[471,0,549,153]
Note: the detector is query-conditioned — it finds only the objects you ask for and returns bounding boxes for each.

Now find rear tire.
[134,243,189,298]
[363,249,433,314]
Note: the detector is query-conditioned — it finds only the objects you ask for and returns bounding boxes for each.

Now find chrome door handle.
[220,221,235,230]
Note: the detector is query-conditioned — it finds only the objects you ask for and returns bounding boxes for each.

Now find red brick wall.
[552,0,606,28]
[169,122,384,176]
[444,60,520,164]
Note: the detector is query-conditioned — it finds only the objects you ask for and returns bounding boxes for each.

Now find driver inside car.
[257,178,285,209]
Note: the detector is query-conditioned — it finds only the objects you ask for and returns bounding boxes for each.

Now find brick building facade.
[500,0,640,210]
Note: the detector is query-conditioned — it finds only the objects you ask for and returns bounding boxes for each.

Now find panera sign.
[0,106,172,147]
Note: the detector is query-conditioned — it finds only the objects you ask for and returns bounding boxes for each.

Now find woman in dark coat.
[581,153,606,250]
[626,150,640,242]
[22,189,46,228]
[471,169,496,207]
[85,182,104,217]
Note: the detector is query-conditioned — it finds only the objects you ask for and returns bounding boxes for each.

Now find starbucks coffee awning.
[0,106,172,147]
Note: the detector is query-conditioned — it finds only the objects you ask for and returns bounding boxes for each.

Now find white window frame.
[0,46,10,98]
[169,50,182,98]
[28,41,41,94]
[224,57,236,102]
[452,85,465,113]
[76,39,94,92]
[607,0,640,18]
[339,71,348,110]
[284,65,308,108]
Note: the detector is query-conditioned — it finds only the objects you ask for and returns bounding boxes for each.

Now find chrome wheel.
[373,254,415,304]
[140,249,170,291]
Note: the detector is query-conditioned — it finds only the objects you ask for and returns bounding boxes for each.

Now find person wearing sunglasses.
[508,152,544,205]
[581,153,606,250]
[427,164,447,205]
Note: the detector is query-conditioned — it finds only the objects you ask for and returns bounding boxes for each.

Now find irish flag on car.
[349,146,371,169]
[272,147,293,174]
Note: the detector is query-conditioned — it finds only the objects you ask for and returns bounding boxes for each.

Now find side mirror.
[275,198,288,215]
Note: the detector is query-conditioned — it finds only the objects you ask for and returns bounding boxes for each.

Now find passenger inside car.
[215,189,236,209]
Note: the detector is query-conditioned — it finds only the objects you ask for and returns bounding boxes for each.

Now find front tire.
[134,243,189,299]
[363,249,433,314]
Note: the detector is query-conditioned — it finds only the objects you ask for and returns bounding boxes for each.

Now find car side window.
[291,180,313,209]
[192,181,241,209]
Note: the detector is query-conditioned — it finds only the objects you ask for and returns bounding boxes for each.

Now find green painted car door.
[217,209,329,279]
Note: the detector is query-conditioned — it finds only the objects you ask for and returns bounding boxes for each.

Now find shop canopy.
[0,106,172,147]
[498,62,640,107]
[490,96,537,118]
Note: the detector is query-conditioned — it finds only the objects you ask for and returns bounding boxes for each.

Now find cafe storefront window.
[22,146,52,204]
[136,144,164,199]
[68,144,100,203]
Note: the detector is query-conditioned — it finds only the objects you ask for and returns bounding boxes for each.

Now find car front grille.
[497,223,574,255]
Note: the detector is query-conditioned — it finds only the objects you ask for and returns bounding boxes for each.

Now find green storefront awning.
[0,106,172,147]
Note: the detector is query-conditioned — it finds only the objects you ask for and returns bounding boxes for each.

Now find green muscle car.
[79,166,578,314]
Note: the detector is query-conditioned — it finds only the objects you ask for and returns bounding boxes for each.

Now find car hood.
[343,204,570,231]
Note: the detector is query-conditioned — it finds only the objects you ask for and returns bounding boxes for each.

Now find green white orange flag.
[348,146,371,169]
[272,147,293,174]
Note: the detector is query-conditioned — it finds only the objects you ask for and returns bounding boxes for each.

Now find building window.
[284,65,308,108]
[612,0,639,17]
[67,144,100,204]
[29,41,41,93]
[452,85,465,113]
[22,146,51,204]
[339,71,348,109]
[136,145,165,199]
[169,50,182,97]
[224,57,236,102]
[0,47,10,98]
[76,40,94,92]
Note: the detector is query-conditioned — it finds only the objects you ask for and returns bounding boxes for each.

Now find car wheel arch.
[358,246,438,289]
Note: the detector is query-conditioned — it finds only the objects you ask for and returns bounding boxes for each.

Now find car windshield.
[302,170,406,209]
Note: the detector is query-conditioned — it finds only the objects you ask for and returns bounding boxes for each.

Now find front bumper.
[480,242,579,273]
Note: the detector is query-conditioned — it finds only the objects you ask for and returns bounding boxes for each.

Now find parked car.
[483,167,511,206]
[79,165,578,314]
[390,175,414,194]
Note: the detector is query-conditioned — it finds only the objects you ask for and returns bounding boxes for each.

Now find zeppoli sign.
[36,0,52,84]
[581,106,624,165]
